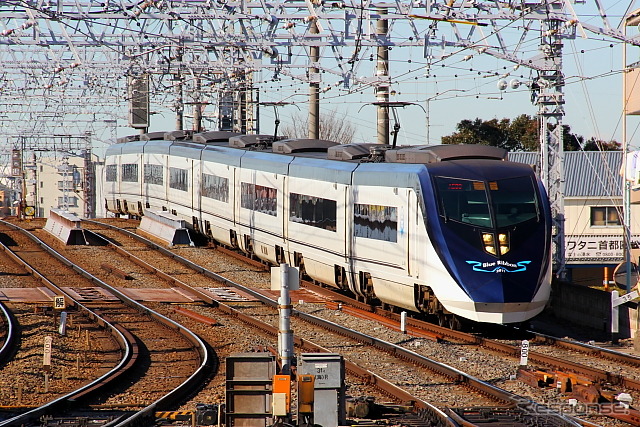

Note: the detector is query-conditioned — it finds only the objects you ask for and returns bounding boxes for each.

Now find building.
[511,151,634,287]
[0,185,12,216]
[27,155,98,218]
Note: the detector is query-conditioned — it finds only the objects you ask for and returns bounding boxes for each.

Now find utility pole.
[83,133,94,219]
[376,8,389,145]
[175,48,184,131]
[537,14,566,278]
[193,77,202,133]
[309,21,320,139]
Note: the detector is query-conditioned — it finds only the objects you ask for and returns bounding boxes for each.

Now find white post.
[400,311,407,334]
[279,263,293,375]
[612,290,620,335]
[519,340,529,367]
[59,311,67,336]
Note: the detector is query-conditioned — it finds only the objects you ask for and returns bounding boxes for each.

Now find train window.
[121,164,138,183]
[290,193,336,232]
[435,177,491,227]
[241,183,277,216]
[105,165,117,182]
[202,173,229,203]
[144,164,163,185]
[169,167,188,191]
[354,204,397,242]
[491,176,538,227]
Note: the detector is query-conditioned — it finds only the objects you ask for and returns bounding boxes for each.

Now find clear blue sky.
[131,3,640,152]
[254,2,640,150]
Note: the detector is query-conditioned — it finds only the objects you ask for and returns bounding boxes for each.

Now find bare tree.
[281,108,356,144]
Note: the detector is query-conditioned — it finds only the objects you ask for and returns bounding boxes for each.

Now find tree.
[442,115,620,151]
[582,137,621,151]
[281,108,356,144]
[441,115,534,151]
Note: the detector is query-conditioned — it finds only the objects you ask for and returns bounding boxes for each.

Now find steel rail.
[0,220,134,427]
[0,301,18,369]
[0,220,213,427]
[301,278,640,392]
[85,219,579,427]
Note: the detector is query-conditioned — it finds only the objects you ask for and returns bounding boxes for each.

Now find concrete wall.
[551,281,637,339]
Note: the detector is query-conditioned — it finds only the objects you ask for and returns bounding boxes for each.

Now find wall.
[551,281,636,339]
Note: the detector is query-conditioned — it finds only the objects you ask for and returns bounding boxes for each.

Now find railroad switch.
[517,367,640,424]
[155,404,218,426]
[155,411,194,423]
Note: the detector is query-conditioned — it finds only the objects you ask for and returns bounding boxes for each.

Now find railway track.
[0,219,212,426]
[74,218,581,426]
[2,216,632,425]
[0,302,18,369]
[85,218,640,426]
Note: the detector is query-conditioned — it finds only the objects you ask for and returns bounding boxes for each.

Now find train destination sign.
[566,234,640,264]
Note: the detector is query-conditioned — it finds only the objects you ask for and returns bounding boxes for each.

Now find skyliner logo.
[466,260,531,273]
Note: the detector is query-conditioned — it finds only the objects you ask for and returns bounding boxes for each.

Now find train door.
[407,188,416,277]
[282,174,291,263]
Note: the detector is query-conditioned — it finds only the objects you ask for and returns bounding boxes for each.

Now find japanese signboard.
[566,234,640,263]
[53,295,66,310]
[11,149,21,177]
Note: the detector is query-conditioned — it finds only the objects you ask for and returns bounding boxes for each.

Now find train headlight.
[498,233,509,255]
[482,233,496,255]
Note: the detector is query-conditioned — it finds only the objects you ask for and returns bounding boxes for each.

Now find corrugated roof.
[509,151,623,198]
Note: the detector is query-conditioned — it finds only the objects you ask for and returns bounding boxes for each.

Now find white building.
[511,151,637,287]
[29,154,100,218]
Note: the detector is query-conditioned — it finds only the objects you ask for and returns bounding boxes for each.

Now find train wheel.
[448,315,462,331]
[437,313,447,327]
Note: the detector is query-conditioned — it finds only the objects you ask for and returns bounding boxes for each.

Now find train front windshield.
[435,176,539,228]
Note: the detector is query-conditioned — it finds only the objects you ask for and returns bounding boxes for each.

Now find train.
[104,130,552,327]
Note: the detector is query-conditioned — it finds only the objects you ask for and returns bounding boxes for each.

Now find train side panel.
[167,144,201,219]
[236,151,290,263]
[287,158,356,288]
[349,164,429,311]
[142,141,171,211]
[119,141,146,216]
[104,143,123,214]
[199,146,242,246]
[348,184,415,310]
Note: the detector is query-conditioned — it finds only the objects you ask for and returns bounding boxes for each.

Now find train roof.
[109,132,512,167]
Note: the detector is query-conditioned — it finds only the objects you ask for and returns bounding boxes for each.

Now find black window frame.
[290,192,337,232]
[169,167,189,192]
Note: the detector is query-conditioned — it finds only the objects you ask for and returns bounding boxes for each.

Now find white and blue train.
[104,130,552,326]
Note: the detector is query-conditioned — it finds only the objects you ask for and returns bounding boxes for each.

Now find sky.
[124,2,640,154]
